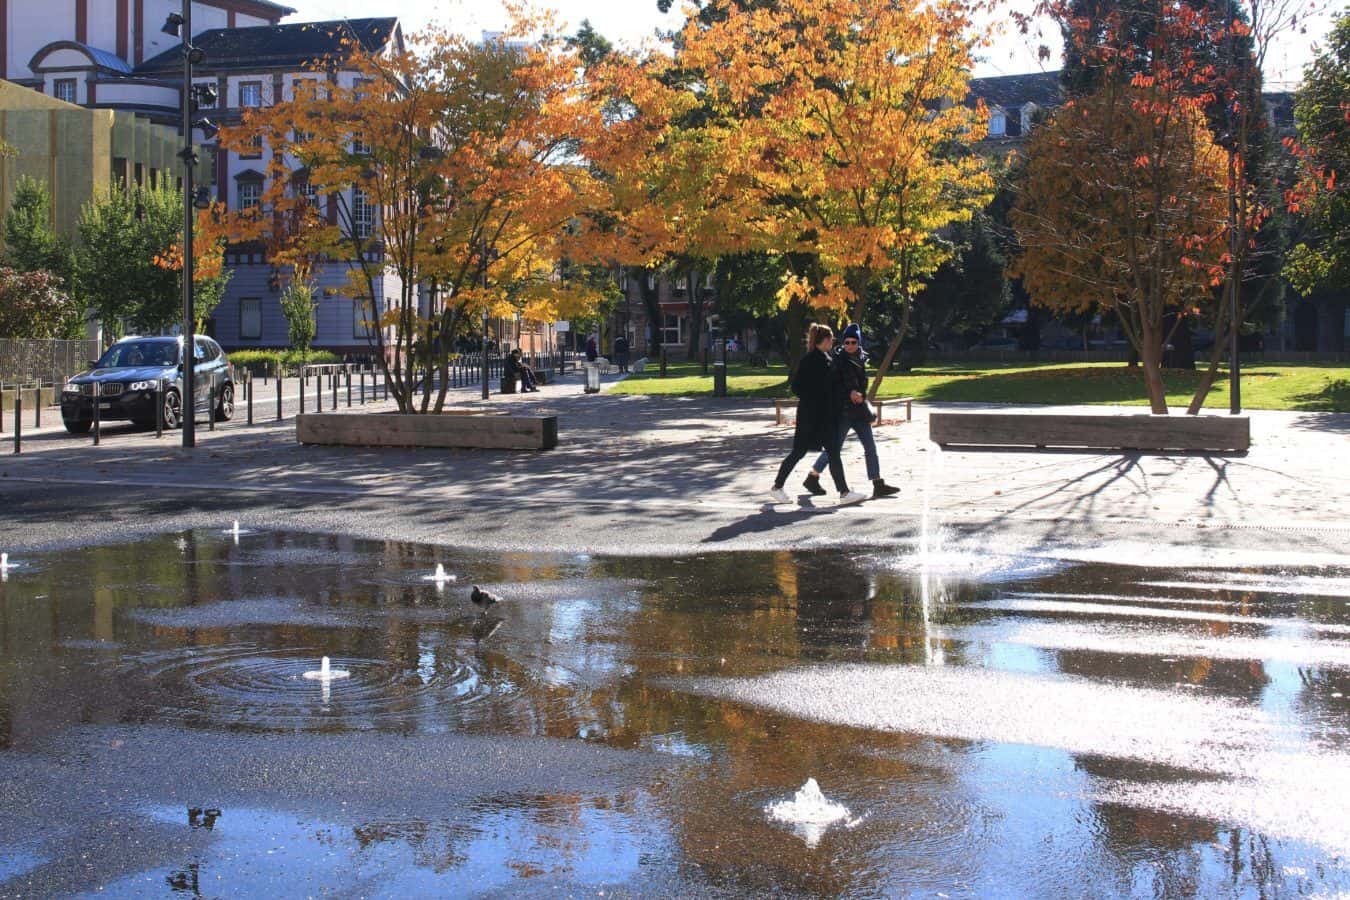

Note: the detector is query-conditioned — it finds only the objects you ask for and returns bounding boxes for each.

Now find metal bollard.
[276,371,283,421]
[156,379,164,438]
[33,384,41,429]
[346,369,352,407]
[246,373,254,425]
[1,385,6,434]
[299,375,306,414]
[92,383,100,446]
[332,374,338,411]
[360,371,366,405]
[208,382,216,432]
[12,394,20,454]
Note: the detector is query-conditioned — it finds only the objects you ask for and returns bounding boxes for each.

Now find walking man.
[803,324,900,499]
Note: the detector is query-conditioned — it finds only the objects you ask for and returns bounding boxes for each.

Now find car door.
[193,338,214,413]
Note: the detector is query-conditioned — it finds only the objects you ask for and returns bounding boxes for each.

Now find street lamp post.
[173,2,197,447]
[164,4,216,447]
[478,241,497,401]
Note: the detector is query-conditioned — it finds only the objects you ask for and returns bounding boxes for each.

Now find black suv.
[60,336,235,434]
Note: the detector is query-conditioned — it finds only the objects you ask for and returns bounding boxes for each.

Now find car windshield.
[97,341,179,368]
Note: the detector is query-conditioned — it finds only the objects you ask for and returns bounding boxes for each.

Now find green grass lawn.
[610,360,1350,412]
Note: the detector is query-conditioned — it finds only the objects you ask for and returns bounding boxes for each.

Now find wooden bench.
[929,411,1250,452]
[773,397,914,426]
[297,412,557,450]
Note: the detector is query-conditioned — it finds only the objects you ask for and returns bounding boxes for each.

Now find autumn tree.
[1029,0,1315,411]
[221,14,612,413]
[670,0,994,386]
[1012,78,1228,413]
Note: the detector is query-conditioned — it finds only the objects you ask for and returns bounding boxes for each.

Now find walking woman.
[802,324,900,499]
[769,323,868,506]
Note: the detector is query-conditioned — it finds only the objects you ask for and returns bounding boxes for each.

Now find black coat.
[789,349,839,452]
[829,349,872,421]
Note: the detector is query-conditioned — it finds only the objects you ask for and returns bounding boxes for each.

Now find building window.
[53,78,77,104]
[238,182,261,211]
[296,179,319,210]
[195,81,217,108]
[240,82,263,107]
[238,134,264,160]
[354,298,374,338]
[988,111,1006,136]
[239,298,262,340]
[662,313,683,346]
[351,135,371,156]
[1020,105,1035,134]
[351,188,374,238]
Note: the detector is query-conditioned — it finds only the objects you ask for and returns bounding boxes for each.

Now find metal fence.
[0,338,101,387]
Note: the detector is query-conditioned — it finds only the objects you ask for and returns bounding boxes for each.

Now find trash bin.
[583,363,602,394]
[713,361,727,397]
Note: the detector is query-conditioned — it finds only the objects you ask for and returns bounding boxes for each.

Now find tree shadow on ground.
[1288,379,1350,415]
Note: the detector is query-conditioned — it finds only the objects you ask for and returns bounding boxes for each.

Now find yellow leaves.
[659,0,994,312]
[776,274,814,310]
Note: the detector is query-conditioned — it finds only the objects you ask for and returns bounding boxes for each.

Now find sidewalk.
[2,388,1347,559]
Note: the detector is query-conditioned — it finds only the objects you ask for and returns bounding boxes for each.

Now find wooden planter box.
[929,411,1249,452]
[296,412,557,450]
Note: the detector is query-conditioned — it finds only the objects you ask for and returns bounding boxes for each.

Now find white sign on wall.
[555,321,570,333]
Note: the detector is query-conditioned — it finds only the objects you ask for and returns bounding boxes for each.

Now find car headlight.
[128,381,156,391]
[63,382,83,394]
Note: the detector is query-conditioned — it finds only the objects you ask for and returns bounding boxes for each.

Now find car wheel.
[215,383,234,421]
[162,389,182,429]
[63,418,92,435]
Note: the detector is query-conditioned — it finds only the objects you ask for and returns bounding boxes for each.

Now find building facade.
[3,2,403,356]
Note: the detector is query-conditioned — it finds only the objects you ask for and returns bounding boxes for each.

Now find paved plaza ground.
[2,367,1348,558]
[3,369,1350,895]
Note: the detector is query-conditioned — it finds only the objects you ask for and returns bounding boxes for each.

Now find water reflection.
[0,531,1347,894]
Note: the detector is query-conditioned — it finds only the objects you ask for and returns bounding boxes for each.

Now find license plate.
[99,403,112,410]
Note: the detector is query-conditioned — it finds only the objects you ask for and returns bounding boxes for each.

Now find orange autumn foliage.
[672,0,996,321]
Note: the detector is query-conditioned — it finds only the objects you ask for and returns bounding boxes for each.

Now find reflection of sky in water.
[4,532,1350,895]
[0,848,46,883]
[981,640,1051,676]
[98,800,663,896]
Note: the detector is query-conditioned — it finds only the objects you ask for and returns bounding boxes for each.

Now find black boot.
[872,478,900,498]
[802,473,828,496]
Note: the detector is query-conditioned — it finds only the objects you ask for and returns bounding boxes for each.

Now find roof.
[83,43,136,74]
[136,17,399,74]
[29,40,135,74]
[968,71,1064,111]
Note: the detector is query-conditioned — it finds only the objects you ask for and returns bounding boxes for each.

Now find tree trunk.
[847,268,869,327]
[1137,331,1169,414]
[638,266,661,357]
[1185,307,1231,415]
[781,297,811,374]
[868,295,914,402]
[686,264,704,360]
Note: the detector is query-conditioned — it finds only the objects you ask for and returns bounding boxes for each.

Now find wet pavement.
[1,529,1348,896]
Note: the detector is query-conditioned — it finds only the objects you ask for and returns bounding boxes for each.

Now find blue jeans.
[814,417,879,481]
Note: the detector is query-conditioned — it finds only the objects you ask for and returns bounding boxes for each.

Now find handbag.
[850,398,877,424]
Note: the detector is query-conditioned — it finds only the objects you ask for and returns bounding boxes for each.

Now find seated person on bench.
[506,349,540,392]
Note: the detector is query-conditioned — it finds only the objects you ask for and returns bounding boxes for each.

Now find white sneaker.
[768,487,790,504]
[838,491,867,506]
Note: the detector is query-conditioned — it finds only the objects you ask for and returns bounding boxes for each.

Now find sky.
[287,0,1337,89]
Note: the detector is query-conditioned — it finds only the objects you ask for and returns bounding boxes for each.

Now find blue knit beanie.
[841,323,863,347]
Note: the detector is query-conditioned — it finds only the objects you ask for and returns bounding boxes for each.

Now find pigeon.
[470,585,501,610]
